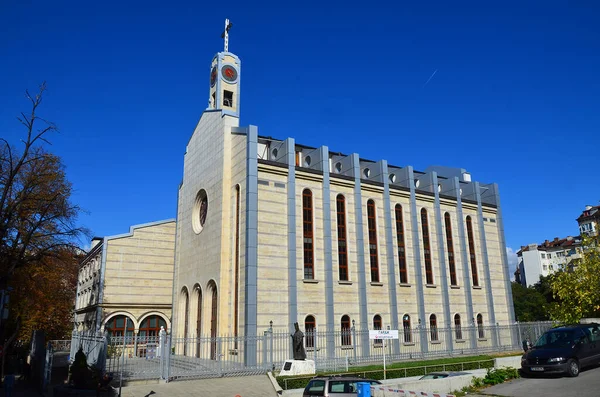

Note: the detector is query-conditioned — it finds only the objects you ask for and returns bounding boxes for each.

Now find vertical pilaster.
[351,154,369,356]
[408,167,427,352]
[244,125,259,365]
[432,173,453,352]
[382,161,400,355]
[493,184,516,324]
[454,177,476,350]
[286,139,298,335]
[475,183,497,334]
[320,147,336,358]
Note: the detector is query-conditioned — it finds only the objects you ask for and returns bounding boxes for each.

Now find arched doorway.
[208,280,218,360]
[194,284,203,358]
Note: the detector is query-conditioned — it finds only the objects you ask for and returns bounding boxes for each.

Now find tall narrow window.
[303,189,314,279]
[234,185,240,346]
[305,315,316,348]
[421,209,434,284]
[402,314,412,343]
[336,194,348,281]
[454,314,462,340]
[341,315,351,346]
[373,315,382,345]
[209,281,218,360]
[395,204,408,283]
[429,314,438,341]
[367,200,379,282]
[444,213,457,286]
[466,216,479,286]
[477,314,485,338]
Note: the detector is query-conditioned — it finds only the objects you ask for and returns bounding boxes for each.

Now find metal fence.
[49,340,71,352]
[73,321,554,382]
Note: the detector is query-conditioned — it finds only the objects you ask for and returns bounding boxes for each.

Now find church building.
[171,23,516,364]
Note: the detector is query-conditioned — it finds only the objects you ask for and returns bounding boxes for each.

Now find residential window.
[305,315,316,348]
[367,200,379,282]
[547,253,552,259]
[454,314,462,340]
[549,265,554,271]
[303,189,314,279]
[395,204,408,283]
[373,315,382,345]
[466,216,479,286]
[421,209,434,284]
[429,314,438,342]
[336,195,348,281]
[341,315,352,346]
[541,253,546,259]
[444,213,457,286]
[543,265,547,271]
[477,314,485,338]
[402,314,412,343]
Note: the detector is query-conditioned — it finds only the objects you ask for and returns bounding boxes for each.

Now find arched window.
[303,189,314,279]
[395,204,408,283]
[209,281,218,360]
[305,315,316,348]
[402,314,412,343]
[106,315,134,338]
[454,314,462,340]
[373,315,383,345]
[466,216,479,286]
[444,213,457,286]
[429,314,438,341]
[421,209,433,284]
[139,315,167,339]
[367,200,379,282]
[336,194,348,281]
[341,315,352,346]
[477,314,485,338]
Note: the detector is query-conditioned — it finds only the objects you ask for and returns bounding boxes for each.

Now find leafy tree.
[512,282,549,322]
[548,234,600,324]
[0,82,87,285]
[10,247,80,340]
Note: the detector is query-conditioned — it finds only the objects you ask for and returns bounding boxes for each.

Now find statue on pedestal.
[290,322,306,360]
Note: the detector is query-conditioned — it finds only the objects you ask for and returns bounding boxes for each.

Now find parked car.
[419,371,471,380]
[303,375,382,397]
[521,323,600,377]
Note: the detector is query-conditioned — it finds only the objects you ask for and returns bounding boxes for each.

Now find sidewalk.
[119,375,279,397]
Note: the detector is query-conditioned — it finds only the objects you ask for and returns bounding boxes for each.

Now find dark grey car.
[521,323,600,377]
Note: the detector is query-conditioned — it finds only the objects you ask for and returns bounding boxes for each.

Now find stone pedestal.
[279,359,316,376]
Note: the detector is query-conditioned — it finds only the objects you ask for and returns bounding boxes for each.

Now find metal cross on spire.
[221,19,233,52]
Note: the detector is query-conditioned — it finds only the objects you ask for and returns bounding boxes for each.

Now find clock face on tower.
[210,66,217,87]
[221,65,238,83]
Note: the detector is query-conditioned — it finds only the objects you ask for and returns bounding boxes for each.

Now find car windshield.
[534,330,578,348]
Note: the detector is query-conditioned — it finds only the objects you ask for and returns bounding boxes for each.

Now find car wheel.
[567,359,580,377]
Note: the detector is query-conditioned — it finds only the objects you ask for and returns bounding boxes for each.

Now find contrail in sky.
[422,69,438,88]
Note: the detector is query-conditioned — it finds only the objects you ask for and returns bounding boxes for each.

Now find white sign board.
[369,330,399,340]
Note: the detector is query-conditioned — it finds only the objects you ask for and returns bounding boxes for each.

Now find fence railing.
[73,321,554,382]
[49,340,71,352]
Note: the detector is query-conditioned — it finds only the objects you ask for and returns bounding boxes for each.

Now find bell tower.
[208,19,241,118]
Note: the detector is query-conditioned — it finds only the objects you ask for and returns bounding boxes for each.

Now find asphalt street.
[484,365,600,397]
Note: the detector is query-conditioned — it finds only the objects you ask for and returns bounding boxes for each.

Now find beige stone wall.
[102,220,176,330]
[250,169,512,335]
[173,111,240,339]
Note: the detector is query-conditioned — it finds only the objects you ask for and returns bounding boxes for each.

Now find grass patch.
[276,355,495,390]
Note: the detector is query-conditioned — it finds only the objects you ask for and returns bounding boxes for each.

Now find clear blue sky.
[1,1,599,275]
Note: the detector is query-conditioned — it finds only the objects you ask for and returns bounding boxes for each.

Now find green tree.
[512,282,549,322]
[548,234,600,324]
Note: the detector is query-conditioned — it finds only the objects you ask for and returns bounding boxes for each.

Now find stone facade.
[171,49,516,360]
[75,219,176,335]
